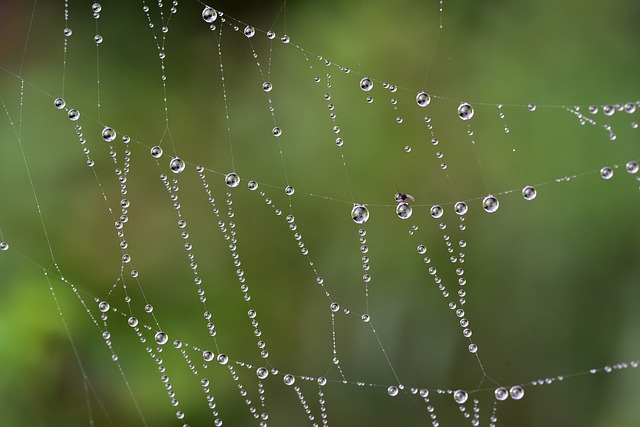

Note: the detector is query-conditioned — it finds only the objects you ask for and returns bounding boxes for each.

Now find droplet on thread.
[458,102,474,120]
[360,77,373,92]
[351,204,369,224]
[416,91,431,107]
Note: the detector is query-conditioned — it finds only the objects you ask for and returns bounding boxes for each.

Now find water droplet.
[494,387,509,401]
[128,317,138,327]
[482,195,499,213]
[360,77,373,92]
[225,172,240,187]
[281,35,290,43]
[396,116,404,124]
[272,127,282,137]
[330,302,340,312]
[600,167,613,180]
[396,202,412,219]
[351,204,369,224]
[417,245,427,254]
[262,81,272,92]
[248,180,258,190]
[155,331,169,345]
[528,103,536,111]
[203,350,215,362]
[144,304,154,313]
[361,314,370,322]
[416,91,431,107]
[388,386,399,397]
[454,202,468,216]
[98,301,110,312]
[68,109,80,121]
[217,354,229,365]
[267,31,276,39]
[244,26,255,38]
[318,377,327,386]
[151,146,163,158]
[626,161,638,174]
[54,98,66,109]
[603,105,615,116]
[458,102,474,120]
[170,157,185,173]
[509,385,524,400]
[453,390,468,404]
[522,186,537,200]
[468,343,478,353]
[202,6,217,23]
[285,185,295,195]
[102,127,116,142]
[283,374,295,385]
[430,205,443,218]
[94,35,103,44]
[64,28,72,37]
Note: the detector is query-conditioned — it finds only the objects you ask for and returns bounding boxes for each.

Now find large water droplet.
[262,81,272,92]
[600,166,613,180]
[522,186,537,200]
[68,109,80,121]
[202,6,217,23]
[416,91,431,107]
[458,102,474,120]
[627,161,639,174]
[396,202,412,219]
[155,331,169,345]
[225,172,240,187]
[272,127,282,137]
[54,98,66,109]
[430,205,443,218]
[509,385,524,400]
[360,77,373,92]
[494,387,509,401]
[151,146,163,158]
[217,354,229,365]
[482,195,499,213]
[351,204,369,224]
[283,374,295,385]
[387,386,399,397]
[102,127,116,142]
[244,26,255,38]
[170,157,185,173]
[98,301,110,312]
[454,202,468,215]
[257,367,268,379]
[453,390,468,404]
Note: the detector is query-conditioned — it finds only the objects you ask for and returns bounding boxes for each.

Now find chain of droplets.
[141,0,179,128]
[61,0,71,96]
[565,101,639,141]
[198,169,272,361]
[92,3,103,120]
[226,364,269,427]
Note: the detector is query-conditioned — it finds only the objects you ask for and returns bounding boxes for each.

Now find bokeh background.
[1,0,639,426]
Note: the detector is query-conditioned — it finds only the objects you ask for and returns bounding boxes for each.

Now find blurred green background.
[1,0,640,426]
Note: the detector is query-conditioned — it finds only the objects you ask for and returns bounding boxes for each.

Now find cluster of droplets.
[93,3,103,44]
[395,193,413,220]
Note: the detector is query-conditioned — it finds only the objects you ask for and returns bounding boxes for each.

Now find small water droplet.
[94,35,103,44]
[248,180,258,190]
[528,103,536,111]
[151,146,163,158]
[68,109,80,121]
[217,354,229,365]
[285,185,295,195]
[262,81,272,92]
[54,98,66,109]
[453,390,468,404]
[626,161,638,174]
[495,387,508,401]
[430,205,443,218]
[388,386,399,397]
[603,105,615,116]
[98,301,110,312]
[272,127,282,137]
[522,186,537,200]
[600,166,613,180]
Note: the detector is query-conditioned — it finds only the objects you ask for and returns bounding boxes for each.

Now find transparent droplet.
[453,390,468,404]
[151,146,163,158]
[430,205,443,219]
[144,304,154,313]
[603,105,615,116]
[98,301,110,312]
[128,317,139,327]
[388,386,399,397]
[0,242,8,251]
[102,127,116,142]
[396,202,412,220]
[155,331,168,345]
[509,385,524,400]
[494,387,509,401]
[454,202,468,215]
[170,157,185,173]
[92,3,102,13]
[202,6,217,23]
[417,245,427,254]
[285,185,295,195]
[458,102,474,120]
[54,98,66,109]
[528,103,536,111]
[626,161,639,174]
[482,195,499,213]
[267,30,275,39]
[416,91,431,107]
[600,167,613,180]
[318,377,327,386]
[262,81,272,92]
[468,343,478,353]
[351,204,369,224]
[272,127,282,137]
[217,353,229,365]
[283,374,295,385]
[281,35,290,43]
[360,77,373,92]
[64,28,72,37]
[225,172,240,187]
[68,109,80,121]
[203,350,215,362]
[248,180,258,191]
[522,186,537,200]
[244,26,255,38]
[361,314,370,322]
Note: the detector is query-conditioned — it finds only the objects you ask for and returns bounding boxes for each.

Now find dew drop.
[267,31,276,39]
[54,98,66,109]
[98,301,110,312]
[285,185,295,195]
[468,343,478,353]
[144,304,154,313]
[94,35,103,44]
[361,314,370,322]
[482,195,499,213]
[217,354,229,365]
[170,157,185,173]
[522,186,537,200]
[458,102,474,120]
[102,127,116,142]
[528,103,536,111]
[360,77,373,92]
[430,205,443,219]
[318,377,327,386]
[202,6,217,23]
[417,245,427,254]
[281,35,290,43]
[351,204,369,224]
[283,374,295,385]
[453,390,468,404]
[600,167,613,180]
[494,387,509,401]
[128,317,139,327]
[396,202,412,219]
[68,109,80,121]
[626,161,638,174]
[454,202,468,216]
[509,385,524,400]
[416,91,431,107]
[262,81,272,92]
[272,127,282,137]
[203,350,215,362]
[155,331,169,345]
[225,172,240,187]
[603,105,615,116]
[248,180,259,190]
[244,26,255,38]
[64,28,72,37]
[388,386,399,397]
[151,146,163,158]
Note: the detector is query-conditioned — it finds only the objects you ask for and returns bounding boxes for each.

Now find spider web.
[1,1,639,426]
